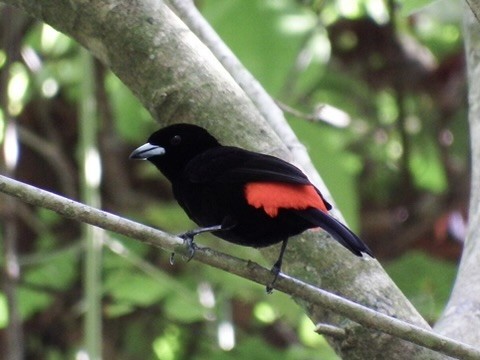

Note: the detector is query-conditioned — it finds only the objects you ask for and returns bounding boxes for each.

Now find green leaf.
[17,287,53,320]
[0,293,8,328]
[386,251,456,320]
[399,0,438,16]
[104,270,170,307]
[23,250,78,291]
[104,302,135,318]
[163,292,205,322]
[14,246,79,320]
[410,137,447,193]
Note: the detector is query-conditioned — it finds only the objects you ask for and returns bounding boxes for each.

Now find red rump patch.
[245,182,329,217]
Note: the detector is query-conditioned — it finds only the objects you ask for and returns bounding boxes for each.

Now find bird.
[130,123,373,292]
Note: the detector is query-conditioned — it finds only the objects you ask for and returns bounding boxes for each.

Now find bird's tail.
[300,209,373,257]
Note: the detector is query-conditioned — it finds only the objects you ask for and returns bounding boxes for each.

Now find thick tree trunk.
[434,2,480,348]
[1,0,453,358]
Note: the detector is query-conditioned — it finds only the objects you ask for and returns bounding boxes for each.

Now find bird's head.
[130,123,221,180]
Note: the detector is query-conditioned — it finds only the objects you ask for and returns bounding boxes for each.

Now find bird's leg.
[266,239,289,293]
[181,224,224,260]
[170,224,224,264]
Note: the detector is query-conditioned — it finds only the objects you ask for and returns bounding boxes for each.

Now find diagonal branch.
[465,0,480,22]
[434,2,480,345]
[0,175,479,359]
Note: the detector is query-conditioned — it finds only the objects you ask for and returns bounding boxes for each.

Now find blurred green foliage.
[385,251,458,321]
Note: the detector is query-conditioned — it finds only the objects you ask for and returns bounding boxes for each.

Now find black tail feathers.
[300,209,373,257]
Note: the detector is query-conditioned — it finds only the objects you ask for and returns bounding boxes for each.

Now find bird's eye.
[170,135,181,145]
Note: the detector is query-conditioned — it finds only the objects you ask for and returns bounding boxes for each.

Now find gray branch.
[465,0,480,21]
[1,175,480,359]
[434,2,480,345]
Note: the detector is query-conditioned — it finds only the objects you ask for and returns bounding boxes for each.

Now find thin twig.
[314,323,346,338]
[276,100,352,128]
[276,100,326,122]
[0,175,479,360]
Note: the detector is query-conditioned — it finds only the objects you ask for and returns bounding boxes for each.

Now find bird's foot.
[181,231,198,261]
[266,263,281,294]
[170,231,198,265]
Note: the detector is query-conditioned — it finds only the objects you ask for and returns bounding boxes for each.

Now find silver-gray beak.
[129,143,165,160]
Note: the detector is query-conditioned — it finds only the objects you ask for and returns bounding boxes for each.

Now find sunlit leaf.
[399,0,438,16]
[17,287,53,320]
[410,137,447,193]
[104,270,170,307]
[163,293,205,322]
[0,293,8,329]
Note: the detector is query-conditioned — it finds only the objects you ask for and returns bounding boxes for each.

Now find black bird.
[130,123,372,291]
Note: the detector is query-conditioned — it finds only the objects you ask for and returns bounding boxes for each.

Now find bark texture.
[434,3,480,349]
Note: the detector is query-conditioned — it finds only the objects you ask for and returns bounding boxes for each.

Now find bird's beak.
[129,143,165,160]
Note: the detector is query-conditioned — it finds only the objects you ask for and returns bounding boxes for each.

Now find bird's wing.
[184,147,332,212]
[185,146,312,185]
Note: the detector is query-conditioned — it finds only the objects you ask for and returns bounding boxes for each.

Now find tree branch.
[434,2,480,345]
[0,175,479,359]
[465,0,480,22]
